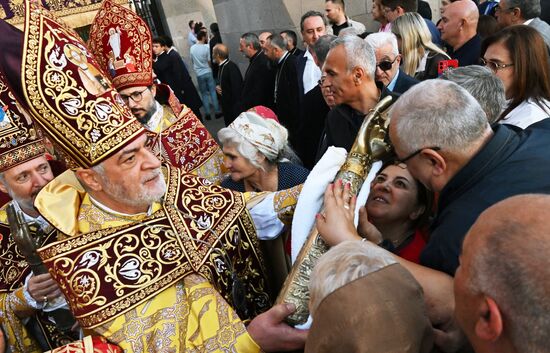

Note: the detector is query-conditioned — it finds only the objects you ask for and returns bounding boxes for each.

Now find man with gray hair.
[264,34,300,143]
[495,0,550,47]
[455,194,550,353]
[305,240,433,353]
[239,32,274,112]
[389,79,550,275]
[316,35,399,158]
[365,32,418,94]
[295,34,337,169]
[317,79,550,351]
[441,66,506,124]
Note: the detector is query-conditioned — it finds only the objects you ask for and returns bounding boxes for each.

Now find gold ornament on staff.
[276,95,395,325]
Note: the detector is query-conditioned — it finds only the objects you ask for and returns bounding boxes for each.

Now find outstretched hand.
[316,180,362,246]
[247,303,308,352]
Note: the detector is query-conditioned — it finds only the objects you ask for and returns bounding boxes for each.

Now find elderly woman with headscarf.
[218,106,309,192]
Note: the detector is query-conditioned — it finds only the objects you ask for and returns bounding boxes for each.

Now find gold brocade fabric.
[146,103,226,185]
[34,165,269,352]
[0,203,78,352]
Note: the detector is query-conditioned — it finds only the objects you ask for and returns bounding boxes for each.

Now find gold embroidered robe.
[34,165,301,353]
[0,203,78,352]
[145,92,226,185]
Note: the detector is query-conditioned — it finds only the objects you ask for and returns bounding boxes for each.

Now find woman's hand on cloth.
[316,180,362,246]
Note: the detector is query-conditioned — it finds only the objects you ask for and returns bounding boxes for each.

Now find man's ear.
[475,296,503,342]
[75,169,103,192]
[0,179,8,194]
[150,84,157,97]
[353,66,365,84]
[420,148,447,177]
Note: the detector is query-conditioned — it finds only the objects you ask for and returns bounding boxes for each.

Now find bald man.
[454,194,550,353]
[213,43,243,125]
[437,0,481,66]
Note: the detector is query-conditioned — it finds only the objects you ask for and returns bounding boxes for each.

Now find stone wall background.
[160,0,443,73]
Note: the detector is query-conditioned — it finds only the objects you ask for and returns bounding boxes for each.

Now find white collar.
[524,18,535,25]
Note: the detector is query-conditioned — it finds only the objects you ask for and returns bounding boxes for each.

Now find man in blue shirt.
[190,31,220,120]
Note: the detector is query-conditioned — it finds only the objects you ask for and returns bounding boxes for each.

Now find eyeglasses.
[377,56,398,71]
[396,146,441,164]
[480,58,514,73]
[383,6,395,14]
[495,5,515,13]
[120,87,149,104]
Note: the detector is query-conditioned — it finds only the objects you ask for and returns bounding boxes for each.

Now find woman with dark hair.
[353,161,433,263]
[481,25,550,129]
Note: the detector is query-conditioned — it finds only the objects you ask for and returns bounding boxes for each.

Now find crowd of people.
[0,0,550,352]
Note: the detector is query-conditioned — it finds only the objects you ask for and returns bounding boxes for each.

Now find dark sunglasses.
[377,56,398,71]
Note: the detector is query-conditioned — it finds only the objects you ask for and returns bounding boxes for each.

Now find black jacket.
[153,50,203,117]
[295,85,329,170]
[315,83,399,161]
[218,59,243,125]
[273,52,301,144]
[392,71,420,94]
[240,51,275,112]
[422,121,550,275]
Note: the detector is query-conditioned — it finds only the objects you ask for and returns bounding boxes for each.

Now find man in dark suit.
[152,36,203,118]
[280,30,304,57]
[295,34,336,169]
[264,34,301,145]
[365,32,419,94]
[213,43,243,126]
[238,32,275,112]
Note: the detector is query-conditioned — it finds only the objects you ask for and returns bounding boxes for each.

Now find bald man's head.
[455,194,550,353]
[213,43,229,63]
[437,0,479,50]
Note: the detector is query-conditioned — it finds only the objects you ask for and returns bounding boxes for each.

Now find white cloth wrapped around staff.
[290,146,382,263]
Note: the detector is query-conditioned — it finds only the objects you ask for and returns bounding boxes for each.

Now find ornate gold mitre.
[88,0,154,91]
[19,0,144,168]
[0,71,45,172]
[277,96,394,325]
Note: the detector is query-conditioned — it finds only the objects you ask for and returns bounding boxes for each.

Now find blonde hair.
[392,12,449,76]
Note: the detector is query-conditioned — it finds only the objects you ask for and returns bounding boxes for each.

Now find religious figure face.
[78,134,165,214]
[118,85,157,122]
[0,155,53,217]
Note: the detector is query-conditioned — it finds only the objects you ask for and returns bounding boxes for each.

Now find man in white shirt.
[298,11,327,95]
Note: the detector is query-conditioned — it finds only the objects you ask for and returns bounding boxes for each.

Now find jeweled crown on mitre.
[0,71,46,173]
[0,0,145,169]
[88,0,154,91]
